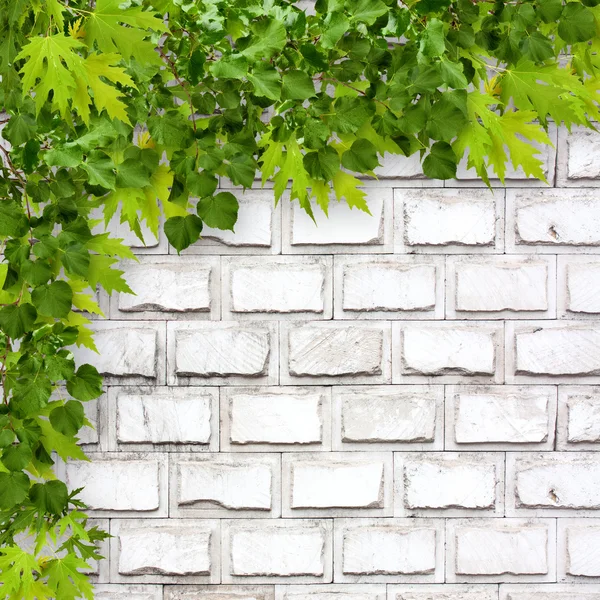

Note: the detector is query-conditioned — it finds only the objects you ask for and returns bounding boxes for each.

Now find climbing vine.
[0,0,599,596]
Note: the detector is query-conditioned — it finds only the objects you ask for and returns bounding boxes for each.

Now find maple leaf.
[0,546,40,596]
[16,34,85,115]
[143,165,173,236]
[274,138,314,218]
[332,170,370,213]
[84,0,167,66]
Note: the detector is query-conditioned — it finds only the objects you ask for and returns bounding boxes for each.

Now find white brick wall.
[78,126,600,598]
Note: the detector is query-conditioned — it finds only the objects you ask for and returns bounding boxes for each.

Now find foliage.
[0,0,599,595]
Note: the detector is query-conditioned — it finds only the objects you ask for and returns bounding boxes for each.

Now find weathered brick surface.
[80,126,600,597]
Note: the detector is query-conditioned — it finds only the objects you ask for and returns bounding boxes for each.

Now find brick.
[557,386,600,450]
[165,586,275,600]
[221,387,331,451]
[276,584,386,600]
[393,322,503,383]
[507,321,600,382]
[332,385,443,451]
[335,255,444,319]
[63,453,167,516]
[281,322,391,384]
[390,584,499,600]
[74,321,165,384]
[447,519,556,583]
[110,519,219,583]
[112,256,219,319]
[557,519,600,580]
[507,452,600,515]
[557,126,600,185]
[222,519,333,583]
[500,584,600,600]
[446,385,556,450]
[182,191,281,254]
[506,189,600,252]
[283,189,392,254]
[282,452,392,517]
[170,454,280,517]
[446,256,554,318]
[558,256,600,317]
[80,396,101,446]
[334,518,444,583]
[94,585,162,600]
[395,189,503,253]
[111,386,218,451]
[394,452,503,517]
[223,256,332,318]
[168,322,278,385]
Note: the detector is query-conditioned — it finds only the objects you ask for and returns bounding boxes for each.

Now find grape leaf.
[197,192,239,231]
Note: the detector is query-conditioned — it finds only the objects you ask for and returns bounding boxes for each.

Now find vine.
[0,0,599,596]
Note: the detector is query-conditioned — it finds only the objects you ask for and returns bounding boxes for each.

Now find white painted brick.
[373,152,434,185]
[276,584,386,600]
[182,192,281,254]
[500,583,600,600]
[112,256,219,319]
[281,322,391,384]
[446,256,555,319]
[558,256,600,317]
[557,126,600,185]
[221,387,331,451]
[507,321,600,383]
[283,189,392,254]
[80,396,101,446]
[94,585,162,600]
[334,518,444,583]
[74,321,166,384]
[557,519,600,581]
[332,385,443,451]
[447,519,556,583]
[394,452,504,516]
[557,386,600,450]
[222,519,333,583]
[110,386,218,451]
[507,452,600,516]
[395,189,503,253]
[110,519,220,583]
[446,385,556,450]
[168,322,278,385]
[165,586,275,600]
[335,255,444,319]
[506,189,600,253]
[393,322,503,383]
[390,584,499,600]
[223,256,332,319]
[63,453,167,516]
[170,454,280,517]
[282,452,392,517]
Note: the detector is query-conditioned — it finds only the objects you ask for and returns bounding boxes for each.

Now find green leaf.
[148,112,194,148]
[349,0,388,25]
[82,151,116,190]
[66,364,103,401]
[0,471,29,509]
[522,32,554,62]
[341,139,380,173]
[426,94,468,141]
[226,155,256,187]
[282,70,316,100]
[4,114,37,146]
[537,0,563,21]
[321,12,350,49]
[303,146,341,180]
[29,480,69,515]
[31,281,73,318]
[187,172,218,198]
[415,0,451,14]
[197,192,239,231]
[116,158,152,188]
[440,60,468,88]
[62,245,90,277]
[164,215,203,252]
[330,97,374,134]
[44,146,84,168]
[419,18,446,58]
[303,118,331,149]
[422,141,458,179]
[0,304,37,339]
[0,430,16,448]
[1,443,33,472]
[332,170,370,212]
[558,3,595,43]
[13,377,53,416]
[21,260,52,286]
[50,401,85,437]
[0,201,28,238]
[88,255,133,294]
[248,65,282,100]
[241,18,287,61]
[209,54,249,79]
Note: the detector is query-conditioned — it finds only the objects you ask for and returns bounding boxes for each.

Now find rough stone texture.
[78,127,600,597]
[447,519,556,583]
